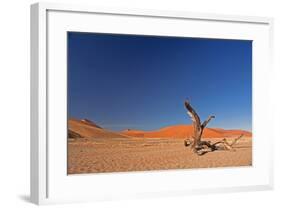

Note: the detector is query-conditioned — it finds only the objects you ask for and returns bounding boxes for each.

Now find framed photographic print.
[30,2,274,205]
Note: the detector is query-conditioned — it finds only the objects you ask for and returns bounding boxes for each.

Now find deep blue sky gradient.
[68,32,252,131]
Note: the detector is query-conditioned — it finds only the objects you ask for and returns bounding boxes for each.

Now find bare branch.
[209,134,244,152]
[201,115,215,129]
[184,100,201,127]
[184,100,202,142]
[229,134,243,146]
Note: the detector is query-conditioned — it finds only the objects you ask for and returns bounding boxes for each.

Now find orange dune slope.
[68,118,129,139]
[121,125,252,139]
[68,118,252,139]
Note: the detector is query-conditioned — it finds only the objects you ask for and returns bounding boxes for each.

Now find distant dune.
[68,118,129,139]
[121,125,251,138]
[68,118,251,139]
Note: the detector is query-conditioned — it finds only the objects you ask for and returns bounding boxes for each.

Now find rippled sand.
[67,136,252,174]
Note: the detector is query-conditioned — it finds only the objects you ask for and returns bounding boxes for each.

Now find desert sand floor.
[67,137,252,174]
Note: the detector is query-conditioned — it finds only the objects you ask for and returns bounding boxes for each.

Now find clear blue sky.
[68,32,252,131]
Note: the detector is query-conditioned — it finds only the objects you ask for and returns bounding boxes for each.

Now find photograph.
[67,32,252,174]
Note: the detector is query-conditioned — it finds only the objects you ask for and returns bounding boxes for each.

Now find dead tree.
[184,100,214,153]
[184,100,243,155]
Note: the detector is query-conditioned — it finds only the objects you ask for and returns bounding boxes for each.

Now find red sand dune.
[68,119,129,139]
[207,128,252,137]
[68,118,252,139]
[121,125,252,138]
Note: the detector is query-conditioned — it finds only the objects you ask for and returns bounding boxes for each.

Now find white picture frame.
[30,2,274,205]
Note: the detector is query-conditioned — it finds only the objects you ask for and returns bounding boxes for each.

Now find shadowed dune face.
[68,129,82,138]
[68,119,129,139]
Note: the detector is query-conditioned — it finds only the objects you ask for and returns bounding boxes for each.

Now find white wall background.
[0,0,280,207]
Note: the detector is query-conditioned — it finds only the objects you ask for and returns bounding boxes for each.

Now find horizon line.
[68,117,252,133]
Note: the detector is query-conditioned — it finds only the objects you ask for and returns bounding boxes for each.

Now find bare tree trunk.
[184,100,214,152]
